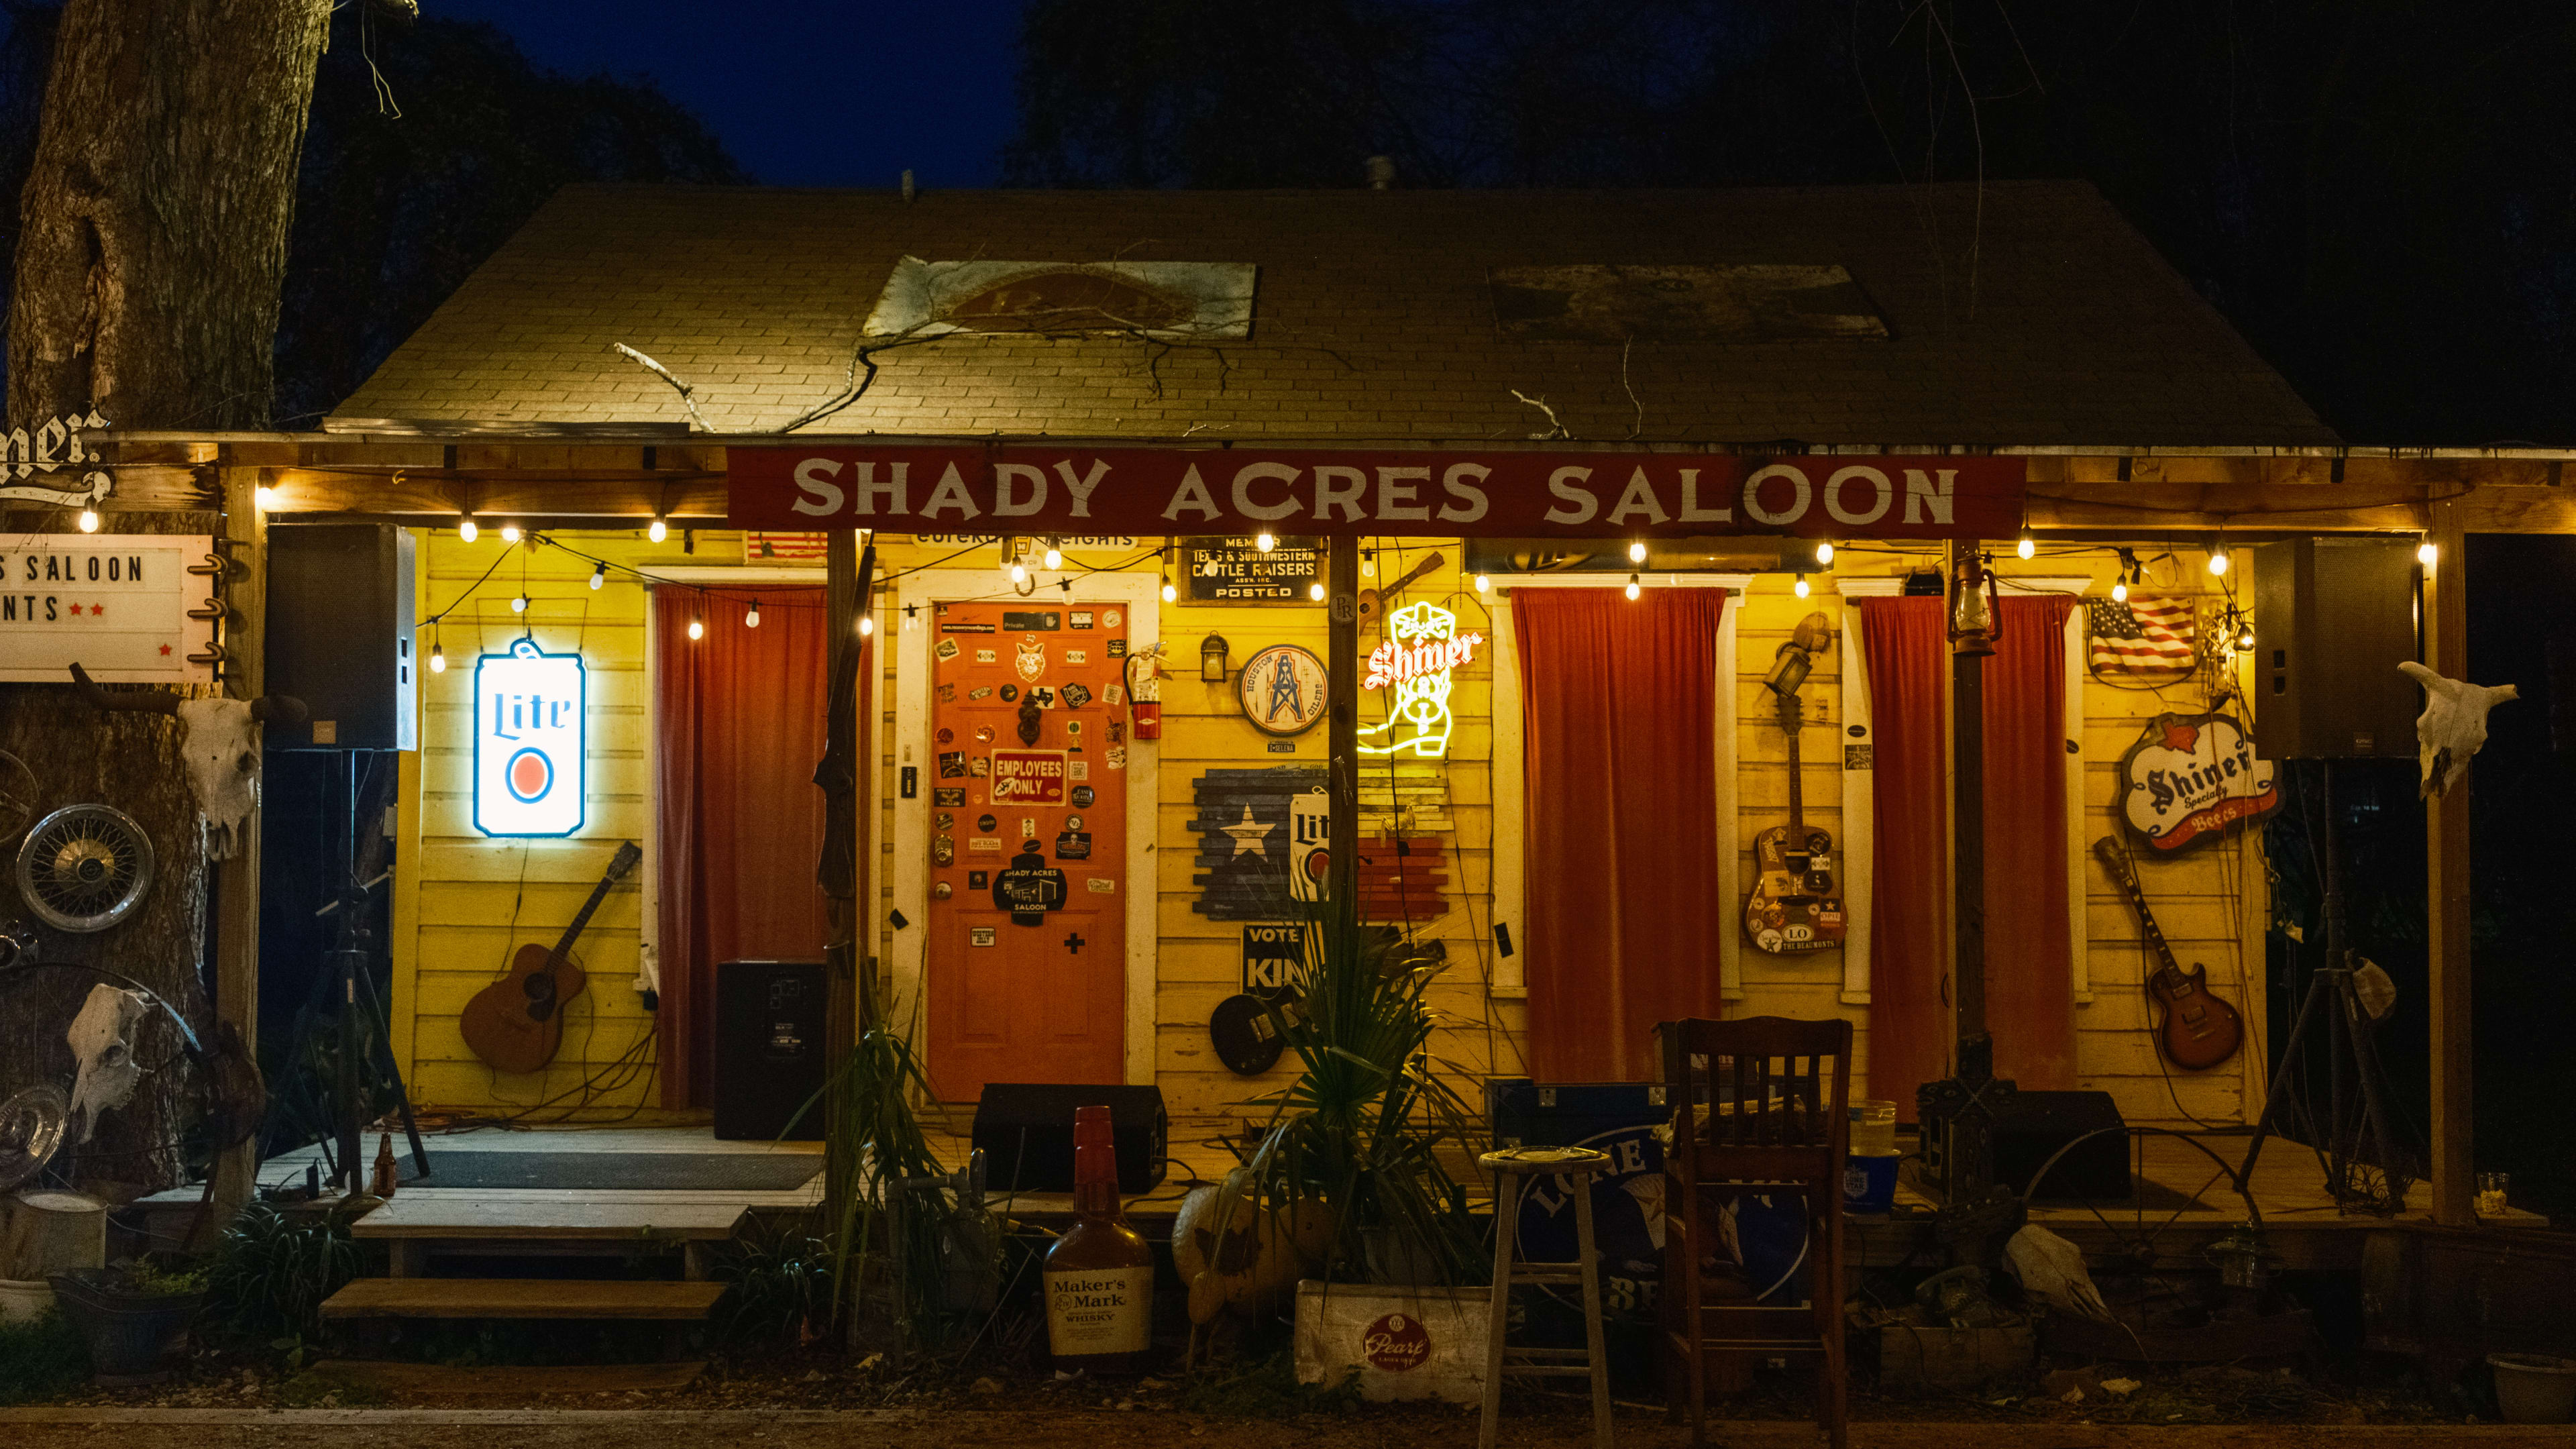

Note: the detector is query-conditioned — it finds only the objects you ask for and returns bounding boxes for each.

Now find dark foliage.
[1008,1,2576,445]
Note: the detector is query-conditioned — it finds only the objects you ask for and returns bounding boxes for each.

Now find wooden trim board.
[321,1278,727,1320]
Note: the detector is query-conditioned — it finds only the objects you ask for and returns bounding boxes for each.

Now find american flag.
[743,531,828,564]
[2087,595,2196,683]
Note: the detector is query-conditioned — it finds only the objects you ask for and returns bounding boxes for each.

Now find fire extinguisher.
[1127,646,1164,740]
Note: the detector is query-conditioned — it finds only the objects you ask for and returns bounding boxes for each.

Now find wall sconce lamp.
[1199,632,1231,682]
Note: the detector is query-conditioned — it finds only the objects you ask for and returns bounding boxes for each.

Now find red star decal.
[158,644,172,656]
[88,603,102,618]
[2158,718,2201,751]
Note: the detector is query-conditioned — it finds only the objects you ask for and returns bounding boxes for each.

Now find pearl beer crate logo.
[2117,710,2279,852]
[474,639,586,837]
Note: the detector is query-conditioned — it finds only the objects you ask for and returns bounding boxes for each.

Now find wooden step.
[321,1277,729,1321]
[351,1197,749,1240]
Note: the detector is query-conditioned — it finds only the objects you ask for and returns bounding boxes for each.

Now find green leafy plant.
[714,1227,834,1343]
[0,1312,87,1405]
[201,1202,361,1344]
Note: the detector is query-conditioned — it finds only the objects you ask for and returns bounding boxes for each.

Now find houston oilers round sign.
[473,638,586,837]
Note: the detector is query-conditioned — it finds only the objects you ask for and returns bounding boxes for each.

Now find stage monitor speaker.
[1994,1089,2130,1200]
[713,959,829,1141]
[265,523,416,752]
[972,1083,1167,1195]
[2249,537,2420,760]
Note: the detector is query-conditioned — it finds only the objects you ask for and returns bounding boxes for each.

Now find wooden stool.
[1479,1145,1615,1449]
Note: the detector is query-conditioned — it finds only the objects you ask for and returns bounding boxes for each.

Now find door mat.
[394,1151,821,1191]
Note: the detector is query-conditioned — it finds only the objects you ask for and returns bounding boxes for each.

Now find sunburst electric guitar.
[2093,836,2244,1071]
[1744,691,1845,955]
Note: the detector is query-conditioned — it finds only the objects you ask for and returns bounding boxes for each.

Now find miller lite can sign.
[473,637,586,837]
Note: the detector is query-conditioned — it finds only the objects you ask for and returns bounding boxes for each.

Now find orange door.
[925,600,1130,1097]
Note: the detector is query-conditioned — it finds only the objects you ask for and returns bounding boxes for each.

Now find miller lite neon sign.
[1359,600,1481,759]
[473,637,586,837]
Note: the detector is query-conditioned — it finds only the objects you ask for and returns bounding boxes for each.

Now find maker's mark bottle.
[1042,1104,1155,1374]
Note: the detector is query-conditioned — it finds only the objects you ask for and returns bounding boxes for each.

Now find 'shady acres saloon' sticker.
[2117,711,2281,851]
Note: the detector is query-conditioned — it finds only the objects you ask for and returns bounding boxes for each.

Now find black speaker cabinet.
[2249,537,2421,759]
[1994,1089,2130,1200]
[713,959,830,1141]
[971,1083,1167,1194]
[265,523,417,751]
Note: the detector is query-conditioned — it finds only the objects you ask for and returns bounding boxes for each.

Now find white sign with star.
[0,534,215,684]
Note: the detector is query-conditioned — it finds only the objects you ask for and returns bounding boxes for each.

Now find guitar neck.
[1782,722,1805,832]
[545,879,616,967]
[2096,841,2188,985]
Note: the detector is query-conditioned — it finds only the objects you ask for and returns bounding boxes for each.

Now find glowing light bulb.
[458,517,479,543]
[1255,532,1276,553]
[1794,574,1811,598]
[1473,574,1489,593]
[590,564,606,590]
[511,593,528,614]
[1624,573,1641,602]
[2112,579,2128,604]
[2017,535,2036,560]
[1009,561,1027,584]
[1628,540,1647,564]
[858,614,874,637]
[1815,541,1835,566]
[687,616,704,641]
[1161,577,1177,603]
[2207,549,2229,576]
[745,600,761,629]
[1043,539,1063,570]
[254,485,278,512]
[429,643,445,674]
[499,523,522,544]
[2416,539,2438,568]
[1308,582,1325,602]
[647,517,668,543]
[2235,622,2256,652]
[76,509,98,533]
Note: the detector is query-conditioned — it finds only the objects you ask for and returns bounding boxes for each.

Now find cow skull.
[68,664,307,861]
[66,982,148,1142]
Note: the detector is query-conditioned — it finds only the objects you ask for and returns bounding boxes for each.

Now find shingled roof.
[329,180,2337,448]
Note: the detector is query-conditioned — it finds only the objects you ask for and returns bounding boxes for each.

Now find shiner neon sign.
[1360,601,1481,759]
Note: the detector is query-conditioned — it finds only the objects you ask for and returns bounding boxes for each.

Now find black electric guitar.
[2093,836,2245,1071]
[460,841,642,1075]
[1744,692,1845,955]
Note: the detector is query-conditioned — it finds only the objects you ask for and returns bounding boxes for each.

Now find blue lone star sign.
[1064,932,1087,955]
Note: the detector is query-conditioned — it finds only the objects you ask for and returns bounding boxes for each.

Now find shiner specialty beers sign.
[730,447,2023,540]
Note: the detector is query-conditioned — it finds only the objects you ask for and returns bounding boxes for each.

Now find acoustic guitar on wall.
[1355,551,1445,627]
[460,841,643,1076]
[2092,836,2245,1071]
[1744,691,1845,955]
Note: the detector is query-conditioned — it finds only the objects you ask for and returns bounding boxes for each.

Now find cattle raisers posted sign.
[474,638,587,837]
[0,534,215,684]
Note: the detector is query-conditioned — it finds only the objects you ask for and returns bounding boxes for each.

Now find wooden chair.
[1657,1016,1851,1449]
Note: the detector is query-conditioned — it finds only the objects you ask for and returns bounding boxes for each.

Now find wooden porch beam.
[2422,504,2475,1228]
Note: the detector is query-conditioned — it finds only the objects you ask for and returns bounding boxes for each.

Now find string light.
[1628,539,1648,564]
[2416,538,2439,568]
[2112,577,2128,604]
[2206,548,2229,576]
[498,523,522,544]
[686,616,704,641]
[254,485,278,511]
[859,613,874,636]
[647,516,669,543]
[590,563,606,590]
[1794,572,1811,598]
[1161,574,1177,603]
[2017,533,2036,560]
[511,592,528,614]
[1473,573,1489,593]
[1043,537,1063,570]
[1815,541,1835,566]
[458,515,479,543]
[745,598,761,629]
[1009,559,1028,585]
[1255,531,1277,553]
[429,633,445,674]
[76,509,98,533]
[2235,619,2256,652]
[1624,572,1641,602]
[2112,547,2136,603]
[1307,582,1325,602]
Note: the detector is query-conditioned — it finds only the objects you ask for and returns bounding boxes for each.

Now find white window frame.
[1488,572,1753,1002]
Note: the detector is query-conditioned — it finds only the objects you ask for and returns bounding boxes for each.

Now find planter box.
[1293,1281,1490,1403]
[1877,1321,2036,1388]
[48,1270,203,1386]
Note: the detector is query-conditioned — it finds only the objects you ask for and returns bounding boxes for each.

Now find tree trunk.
[8,0,331,429]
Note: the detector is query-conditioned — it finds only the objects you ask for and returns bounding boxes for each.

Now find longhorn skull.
[68,664,308,860]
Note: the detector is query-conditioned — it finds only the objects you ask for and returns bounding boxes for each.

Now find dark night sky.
[429,0,1026,187]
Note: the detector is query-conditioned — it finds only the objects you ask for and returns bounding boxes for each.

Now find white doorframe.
[890,568,1163,1087]
[1488,572,1754,1003]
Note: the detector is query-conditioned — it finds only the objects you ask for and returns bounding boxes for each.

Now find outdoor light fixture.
[2112,547,2137,603]
[1473,574,1489,593]
[2235,619,2256,652]
[590,564,606,590]
[687,616,704,641]
[1161,574,1177,603]
[76,509,98,533]
[254,485,278,512]
[1815,541,1835,566]
[1255,532,1277,553]
[1794,572,1811,598]
[1200,632,1231,682]
[745,599,761,629]
[458,515,479,543]
[2416,539,2439,568]
[1009,559,1028,585]
[499,523,522,544]
[511,593,528,614]
[429,641,445,674]
[858,614,874,637]
[1043,537,1063,570]
[1624,573,1642,601]
[2112,577,2129,603]
[2017,533,2037,560]
[2206,548,2229,576]
[1628,539,1647,564]
[647,516,669,543]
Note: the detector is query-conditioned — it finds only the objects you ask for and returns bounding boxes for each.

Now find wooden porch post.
[2423,505,2473,1228]
[1326,539,1360,910]
[821,529,875,1245]
[201,466,266,1244]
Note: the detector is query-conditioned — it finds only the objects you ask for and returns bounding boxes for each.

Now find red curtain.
[1513,588,1729,1081]
[653,587,834,1108]
[1860,595,2078,1118]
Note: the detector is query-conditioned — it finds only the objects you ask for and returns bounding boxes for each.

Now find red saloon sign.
[727,445,2023,540]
